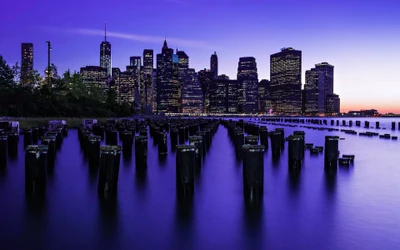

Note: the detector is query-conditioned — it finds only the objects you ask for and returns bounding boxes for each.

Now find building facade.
[326,94,340,115]
[156,40,179,113]
[21,43,34,85]
[210,52,218,79]
[237,57,258,114]
[177,50,189,112]
[270,47,302,115]
[198,69,214,113]
[304,68,326,115]
[80,66,108,92]
[182,68,203,113]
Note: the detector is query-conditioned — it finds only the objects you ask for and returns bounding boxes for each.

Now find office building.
[80,66,108,93]
[270,47,302,115]
[198,69,215,113]
[100,24,112,77]
[21,43,34,85]
[304,68,325,115]
[210,52,218,79]
[326,94,340,115]
[177,50,189,112]
[156,40,179,113]
[182,68,203,113]
[237,57,258,114]
[143,49,154,112]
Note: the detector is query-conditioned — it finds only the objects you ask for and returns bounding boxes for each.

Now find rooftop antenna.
[105,22,107,42]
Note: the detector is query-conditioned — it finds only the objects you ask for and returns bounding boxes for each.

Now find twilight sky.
[1,0,399,113]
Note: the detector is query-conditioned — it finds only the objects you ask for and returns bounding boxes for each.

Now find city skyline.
[1,0,399,113]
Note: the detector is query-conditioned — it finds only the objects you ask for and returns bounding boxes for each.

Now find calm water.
[1,117,400,250]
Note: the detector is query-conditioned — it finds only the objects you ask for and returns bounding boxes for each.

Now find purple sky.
[1,0,400,113]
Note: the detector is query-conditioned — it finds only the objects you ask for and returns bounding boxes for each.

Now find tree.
[0,56,14,88]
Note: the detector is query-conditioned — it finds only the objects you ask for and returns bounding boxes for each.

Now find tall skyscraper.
[270,47,302,115]
[315,62,334,95]
[326,94,340,115]
[304,68,325,115]
[209,78,227,113]
[143,49,154,113]
[177,50,189,112]
[237,57,258,114]
[210,52,218,79]
[182,68,203,113]
[198,69,215,113]
[156,40,179,113]
[129,56,142,109]
[21,43,34,85]
[100,24,112,77]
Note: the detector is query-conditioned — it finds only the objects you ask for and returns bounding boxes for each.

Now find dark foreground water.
[1,117,400,250]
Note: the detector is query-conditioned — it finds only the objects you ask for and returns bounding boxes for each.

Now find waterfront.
[0,117,400,250]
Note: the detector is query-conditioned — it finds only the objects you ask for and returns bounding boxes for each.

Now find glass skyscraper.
[237,57,258,114]
[210,52,218,79]
[270,47,302,115]
[21,43,33,85]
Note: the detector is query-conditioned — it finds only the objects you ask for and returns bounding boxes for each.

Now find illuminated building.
[197,69,214,113]
[143,49,154,113]
[305,68,325,115]
[227,79,239,113]
[209,79,238,113]
[326,94,340,115]
[177,50,189,112]
[237,57,258,114]
[182,68,203,113]
[270,47,302,115]
[315,62,334,96]
[80,66,108,93]
[100,24,112,77]
[210,52,218,79]
[156,40,179,113]
[129,56,141,109]
[258,79,271,113]
[21,43,34,85]
[209,78,227,113]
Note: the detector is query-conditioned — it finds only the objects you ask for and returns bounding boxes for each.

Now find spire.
[104,22,107,42]
[163,38,168,50]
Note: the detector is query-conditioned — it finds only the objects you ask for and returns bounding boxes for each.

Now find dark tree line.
[0,55,135,117]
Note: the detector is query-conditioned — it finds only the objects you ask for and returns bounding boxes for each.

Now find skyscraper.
[210,52,218,79]
[198,69,215,113]
[177,50,189,112]
[21,43,33,85]
[129,56,142,109]
[143,49,154,113]
[270,47,302,115]
[156,40,179,113]
[304,68,325,115]
[100,24,112,77]
[182,68,203,113]
[315,62,334,95]
[237,57,258,114]
[80,66,108,94]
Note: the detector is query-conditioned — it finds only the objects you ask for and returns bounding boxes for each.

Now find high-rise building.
[198,69,215,113]
[210,52,218,79]
[80,66,108,93]
[129,56,142,109]
[227,80,239,113]
[258,79,271,113]
[315,62,334,96]
[143,49,154,113]
[209,78,227,113]
[304,68,325,115]
[21,43,34,85]
[182,68,203,113]
[326,94,340,115]
[100,24,112,77]
[177,50,189,112]
[156,40,179,113]
[237,57,258,114]
[270,47,302,115]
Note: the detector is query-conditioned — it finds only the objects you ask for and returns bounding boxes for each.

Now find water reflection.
[98,197,119,239]
[324,168,337,196]
[172,197,194,250]
[0,167,6,181]
[158,154,167,165]
[242,202,263,250]
[288,170,301,195]
[272,152,281,167]
[135,167,147,195]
